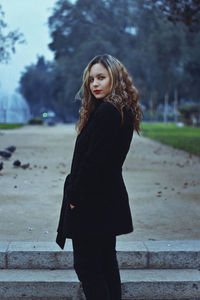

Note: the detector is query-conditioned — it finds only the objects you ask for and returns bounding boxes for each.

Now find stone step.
[1,240,200,270]
[0,269,200,299]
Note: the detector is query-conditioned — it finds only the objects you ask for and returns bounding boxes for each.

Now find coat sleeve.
[67,102,122,206]
[56,173,71,232]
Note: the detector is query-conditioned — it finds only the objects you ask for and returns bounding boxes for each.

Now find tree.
[0,4,24,63]
[181,31,200,100]
[19,0,200,122]
[128,0,187,108]
[151,0,200,32]
[19,56,54,117]
[48,0,136,118]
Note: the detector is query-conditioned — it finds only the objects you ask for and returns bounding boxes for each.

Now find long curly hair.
[75,54,143,135]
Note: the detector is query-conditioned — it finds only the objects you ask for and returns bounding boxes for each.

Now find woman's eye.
[89,78,94,83]
[99,76,105,80]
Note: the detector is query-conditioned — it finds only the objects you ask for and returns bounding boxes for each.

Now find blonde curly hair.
[75,54,143,135]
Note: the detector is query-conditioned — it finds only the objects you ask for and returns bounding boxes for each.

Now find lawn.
[141,122,200,157]
[1,122,199,157]
[0,123,24,129]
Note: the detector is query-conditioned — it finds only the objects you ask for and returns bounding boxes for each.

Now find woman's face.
[89,63,112,99]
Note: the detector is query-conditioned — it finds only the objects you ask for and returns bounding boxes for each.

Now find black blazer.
[56,100,134,249]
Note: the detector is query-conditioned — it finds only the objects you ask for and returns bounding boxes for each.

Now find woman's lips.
[94,90,101,94]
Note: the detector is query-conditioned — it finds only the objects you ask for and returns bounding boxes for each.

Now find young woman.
[56,54,142,300]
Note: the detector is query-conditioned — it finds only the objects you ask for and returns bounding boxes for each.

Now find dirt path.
[0,124,200,242]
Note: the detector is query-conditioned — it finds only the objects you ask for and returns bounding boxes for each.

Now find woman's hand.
[70,204,75,209]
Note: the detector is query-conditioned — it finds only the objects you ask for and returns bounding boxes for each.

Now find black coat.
[56,100,134,249]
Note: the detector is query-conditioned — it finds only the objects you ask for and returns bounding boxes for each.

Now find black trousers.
[72,235,122,300]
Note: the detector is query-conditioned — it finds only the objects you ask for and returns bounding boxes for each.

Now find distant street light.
[43,112,48,118]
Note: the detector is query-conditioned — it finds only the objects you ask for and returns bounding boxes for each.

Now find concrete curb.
[0,240,200,270]
[0,269,200,299]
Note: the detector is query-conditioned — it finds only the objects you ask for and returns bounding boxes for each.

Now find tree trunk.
[163,93,168,126]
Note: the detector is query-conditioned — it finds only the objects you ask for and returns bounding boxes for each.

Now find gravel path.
[0,124,199,242]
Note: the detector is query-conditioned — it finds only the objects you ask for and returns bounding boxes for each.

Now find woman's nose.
[93,79,99,86]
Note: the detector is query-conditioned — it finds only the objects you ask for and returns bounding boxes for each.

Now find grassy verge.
[0,123,25,129]
[141,122,200,157]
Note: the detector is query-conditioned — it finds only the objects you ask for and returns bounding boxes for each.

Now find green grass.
[141,122,200,157]
[0,123,25,129]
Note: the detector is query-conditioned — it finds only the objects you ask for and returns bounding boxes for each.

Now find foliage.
[128,0,186,104]
[141,122,200,156]
[19,0,200,122]
[0,4,25,63]
[179,103,200,125]
[28,118,44,125]
[47,0,137,119]
[19,56,54,118]
[151,0,200,32]
[143,110,165,122]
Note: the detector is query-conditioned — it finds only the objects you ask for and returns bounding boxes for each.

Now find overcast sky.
[0,0,57,95]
